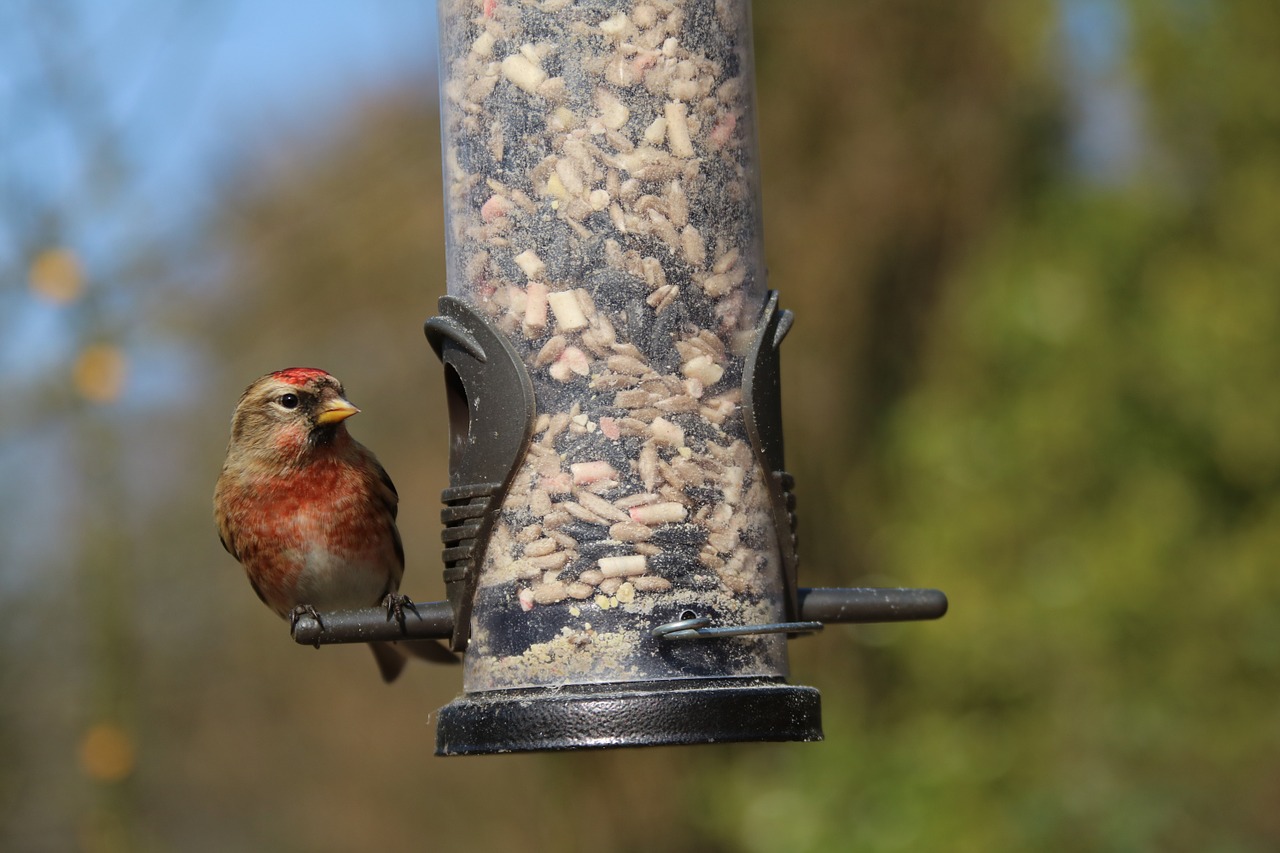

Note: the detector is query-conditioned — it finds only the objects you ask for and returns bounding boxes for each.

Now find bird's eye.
[279,393,300,409]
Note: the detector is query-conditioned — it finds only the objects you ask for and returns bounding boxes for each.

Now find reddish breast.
[229,454,393,615]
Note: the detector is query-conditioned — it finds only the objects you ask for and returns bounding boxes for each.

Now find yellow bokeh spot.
[28,248,84,304]
[79,723,136,782]
[73,345,128,403]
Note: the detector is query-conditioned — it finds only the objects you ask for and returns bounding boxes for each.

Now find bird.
[214,367,455,681]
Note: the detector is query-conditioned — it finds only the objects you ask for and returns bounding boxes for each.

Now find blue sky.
[147,2,439,212]
[2,1,439,231]
[1,0,441,385]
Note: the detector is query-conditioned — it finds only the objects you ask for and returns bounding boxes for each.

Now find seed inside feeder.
[438,0,785,692]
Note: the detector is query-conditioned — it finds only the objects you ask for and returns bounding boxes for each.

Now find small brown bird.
[214,367,454,681]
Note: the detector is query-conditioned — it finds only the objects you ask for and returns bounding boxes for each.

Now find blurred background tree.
[3,0,1279,850]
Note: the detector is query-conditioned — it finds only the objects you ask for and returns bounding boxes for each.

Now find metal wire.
[651,613,824,641]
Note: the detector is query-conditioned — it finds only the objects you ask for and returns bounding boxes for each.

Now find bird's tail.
[368,639,459,683]
[369,642,408,682]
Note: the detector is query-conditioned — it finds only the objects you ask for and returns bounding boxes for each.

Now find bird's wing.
[374,459,400,521]
[214,490,271,607]
[368,454,405,572]
[390,520,406,573]
[214,491,242,561]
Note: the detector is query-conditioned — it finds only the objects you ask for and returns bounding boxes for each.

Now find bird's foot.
[381,593,419,631]
[290,604,324,648]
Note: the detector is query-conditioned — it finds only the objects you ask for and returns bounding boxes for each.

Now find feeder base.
[435,677,822,755]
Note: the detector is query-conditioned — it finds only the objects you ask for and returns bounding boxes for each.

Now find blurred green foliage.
[4,0,1280,850]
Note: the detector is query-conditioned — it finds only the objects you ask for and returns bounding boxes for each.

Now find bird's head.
[225,368,361,468]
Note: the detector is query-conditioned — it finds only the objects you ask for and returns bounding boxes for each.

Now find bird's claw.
[290,604,324,648]
[382,593,419,632]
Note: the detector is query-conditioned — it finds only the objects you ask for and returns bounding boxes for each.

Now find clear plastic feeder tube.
[438,0,783,691]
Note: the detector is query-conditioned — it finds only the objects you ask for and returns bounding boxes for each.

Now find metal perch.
[290,588,947,646]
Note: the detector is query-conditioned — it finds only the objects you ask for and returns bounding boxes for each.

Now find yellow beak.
[315,397,360,425]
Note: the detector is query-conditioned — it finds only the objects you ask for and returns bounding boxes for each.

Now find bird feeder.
[292,0,946,755]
